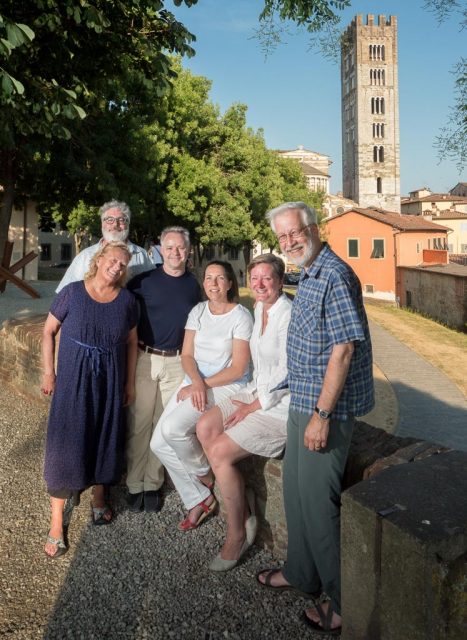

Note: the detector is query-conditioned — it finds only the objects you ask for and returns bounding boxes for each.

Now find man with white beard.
[56,200,153,293]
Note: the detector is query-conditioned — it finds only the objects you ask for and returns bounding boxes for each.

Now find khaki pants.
[126,351,184,493]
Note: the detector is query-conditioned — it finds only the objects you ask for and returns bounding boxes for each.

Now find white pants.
[151,381,244,509]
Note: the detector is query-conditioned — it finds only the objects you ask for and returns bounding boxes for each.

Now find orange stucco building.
[324,208,450,300]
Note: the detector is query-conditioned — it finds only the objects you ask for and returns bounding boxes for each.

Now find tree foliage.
[0,0,197,252]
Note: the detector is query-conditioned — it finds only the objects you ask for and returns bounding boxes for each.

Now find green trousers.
[282,410,354,615]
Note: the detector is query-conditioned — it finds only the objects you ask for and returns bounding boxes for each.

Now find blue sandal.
[91,503,113,525]
[45,534,68,559]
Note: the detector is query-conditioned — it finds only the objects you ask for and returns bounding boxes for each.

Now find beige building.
[401,188,467,254]
[341,15,401,212]
[277,145,331,193]
[322,192,359,219]
[38,228,76,267]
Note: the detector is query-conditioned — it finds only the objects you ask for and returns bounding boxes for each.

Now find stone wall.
[0,315,47,403]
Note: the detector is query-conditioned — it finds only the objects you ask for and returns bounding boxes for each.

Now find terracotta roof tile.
[328,207,451,231]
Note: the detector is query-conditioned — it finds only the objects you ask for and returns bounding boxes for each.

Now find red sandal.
[178,495,217,531]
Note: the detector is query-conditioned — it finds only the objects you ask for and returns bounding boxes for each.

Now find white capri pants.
[151,381,244,510]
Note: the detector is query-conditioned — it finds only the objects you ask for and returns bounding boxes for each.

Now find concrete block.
[342,451,467,640]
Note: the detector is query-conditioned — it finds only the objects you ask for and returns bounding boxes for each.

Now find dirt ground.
[364,299,467,397]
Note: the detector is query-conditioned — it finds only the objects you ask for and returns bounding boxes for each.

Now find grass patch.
[364,298,467,396]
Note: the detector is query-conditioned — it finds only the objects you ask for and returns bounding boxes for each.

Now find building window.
[61,243,72,261]
[348,238,359,258]
[371,239,385,259]
[204,245,215,260]
[370,69,386,86]
[369,44,385,61]
[40,244,51,261]
[373,123,385,138]
[376,177,382,193]
[416,242,421,253]
[373,146,384,162]
[228,246,239,260]
[461,244,467,253]
[371,97,385,115]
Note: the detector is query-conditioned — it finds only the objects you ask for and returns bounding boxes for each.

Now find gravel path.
[0,385,326,640]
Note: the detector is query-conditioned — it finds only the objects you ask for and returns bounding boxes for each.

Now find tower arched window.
[381,45,385,61]
[373,146,378,162]
[379,146,384,162]
[377,177,382,193]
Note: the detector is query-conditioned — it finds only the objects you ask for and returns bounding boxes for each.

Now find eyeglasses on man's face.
[102,216,129,226]
[276,224,310,245]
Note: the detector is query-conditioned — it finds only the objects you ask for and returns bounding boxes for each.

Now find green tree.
[0,0,197,254]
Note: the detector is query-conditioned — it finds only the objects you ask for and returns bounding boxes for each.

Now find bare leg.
[207,433,250,560]
[44,496,66,557]
[197,406,225,453]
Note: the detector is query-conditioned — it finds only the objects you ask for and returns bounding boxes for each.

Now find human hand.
[123,384,135,407]
[41,373,56,396]
[303,414,329,451]
[224,400,254,429]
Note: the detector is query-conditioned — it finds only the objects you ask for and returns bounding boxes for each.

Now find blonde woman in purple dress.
[41,241,138,559]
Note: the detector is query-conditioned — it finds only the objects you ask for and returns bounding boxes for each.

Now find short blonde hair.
[85,241,131,287]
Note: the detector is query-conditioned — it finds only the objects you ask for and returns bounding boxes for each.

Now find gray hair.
[99,200,131,221]
[160,226,191,249]
[266,202,317,231]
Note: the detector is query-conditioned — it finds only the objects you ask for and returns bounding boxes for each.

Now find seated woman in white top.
[196,254,292,571]
[151,261,253,531]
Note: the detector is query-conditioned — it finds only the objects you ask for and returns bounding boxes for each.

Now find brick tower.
[341,15,400,212]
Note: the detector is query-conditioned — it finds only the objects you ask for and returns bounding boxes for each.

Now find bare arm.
[303,342,355,450]
[204,338,250,389]
[41,313,62,396]
[123,327,138,407]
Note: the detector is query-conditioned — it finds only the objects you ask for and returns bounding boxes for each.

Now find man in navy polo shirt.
[126,226,202,512]
[257,202,374,635]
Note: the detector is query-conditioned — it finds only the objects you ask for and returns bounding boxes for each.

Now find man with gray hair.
[257,202,374,635]
[125,226,202,513]
[56,200,153,292]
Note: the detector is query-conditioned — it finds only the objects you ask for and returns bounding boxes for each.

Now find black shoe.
[144,490,162,512]
[127,491,144,512]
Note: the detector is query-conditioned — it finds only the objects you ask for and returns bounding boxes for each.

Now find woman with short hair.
[42,241,138,558]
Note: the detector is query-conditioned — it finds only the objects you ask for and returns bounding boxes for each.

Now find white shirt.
[244,294,292,418]
[56,240,153,293]
[185,301,253,383]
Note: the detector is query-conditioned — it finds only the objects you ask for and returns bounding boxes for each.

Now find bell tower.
[341,15,400,212]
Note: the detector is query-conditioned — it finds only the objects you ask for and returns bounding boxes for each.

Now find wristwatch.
[315,406,332,420]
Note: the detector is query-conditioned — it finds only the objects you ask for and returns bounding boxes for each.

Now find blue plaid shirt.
[286,243,374,420]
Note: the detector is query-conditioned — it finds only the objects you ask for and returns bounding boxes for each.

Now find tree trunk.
[242,240,252,268]
[0,152,16,262]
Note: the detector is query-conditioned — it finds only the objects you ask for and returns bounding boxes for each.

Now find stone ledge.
[0,314,48,404]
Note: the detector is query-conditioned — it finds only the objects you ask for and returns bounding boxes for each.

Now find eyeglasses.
[102,216,129,225]
[276,225,310,245]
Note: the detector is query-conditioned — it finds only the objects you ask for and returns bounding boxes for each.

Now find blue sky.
[169,0,466,196]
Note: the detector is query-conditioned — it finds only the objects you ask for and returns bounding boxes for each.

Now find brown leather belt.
[138,342,181,357]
